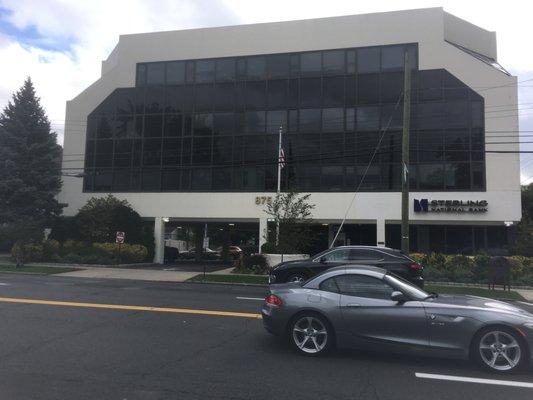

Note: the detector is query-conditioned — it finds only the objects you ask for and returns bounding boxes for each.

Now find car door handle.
[343,303,361,308]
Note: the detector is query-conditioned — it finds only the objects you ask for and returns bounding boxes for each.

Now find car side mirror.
[391,291,407,304]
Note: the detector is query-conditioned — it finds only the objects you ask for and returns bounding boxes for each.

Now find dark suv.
[268,246,424,287]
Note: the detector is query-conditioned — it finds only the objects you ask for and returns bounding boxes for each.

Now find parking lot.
[0,273,532,399]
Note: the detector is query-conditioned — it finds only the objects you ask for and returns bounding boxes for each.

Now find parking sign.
[116,231,125,244]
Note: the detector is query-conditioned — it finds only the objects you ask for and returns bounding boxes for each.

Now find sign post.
[116,231,125,264]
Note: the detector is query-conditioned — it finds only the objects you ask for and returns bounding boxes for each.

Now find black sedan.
[268,246,424,287]
[262,265,533,373]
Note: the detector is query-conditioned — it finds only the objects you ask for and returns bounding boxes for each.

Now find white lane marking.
[0,283,9,286]
[236,297,264,301]
[517,301,533,307]
[415,373,533,389]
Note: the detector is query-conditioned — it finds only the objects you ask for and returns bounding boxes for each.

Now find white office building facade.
[59,8,520,262]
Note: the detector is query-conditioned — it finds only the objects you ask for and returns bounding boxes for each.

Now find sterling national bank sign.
[414,199,488,213]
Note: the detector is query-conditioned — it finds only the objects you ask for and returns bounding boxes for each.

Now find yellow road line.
[0,296,262,319]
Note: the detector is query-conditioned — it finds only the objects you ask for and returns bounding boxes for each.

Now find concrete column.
[154,217,165,264]
[259,218,268,252]
[376,219,386,247]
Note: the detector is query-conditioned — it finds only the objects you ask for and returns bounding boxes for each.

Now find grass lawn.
[425,284,524,301]
[188,274,268,285]
[0,265,79,275]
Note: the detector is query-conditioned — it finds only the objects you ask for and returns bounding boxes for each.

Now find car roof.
[332,245,396,251]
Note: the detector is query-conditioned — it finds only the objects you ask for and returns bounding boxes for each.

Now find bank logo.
[414,199,429,212]
[413,199,488,213]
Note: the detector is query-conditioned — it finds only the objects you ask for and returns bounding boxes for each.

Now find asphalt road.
[0,273,532,400]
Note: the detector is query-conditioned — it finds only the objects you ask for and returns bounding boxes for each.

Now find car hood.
[425,294,533,318]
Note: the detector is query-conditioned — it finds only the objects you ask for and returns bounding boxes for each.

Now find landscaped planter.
[262,253,309,268]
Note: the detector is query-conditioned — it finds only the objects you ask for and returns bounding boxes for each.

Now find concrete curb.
[184,280,267,288]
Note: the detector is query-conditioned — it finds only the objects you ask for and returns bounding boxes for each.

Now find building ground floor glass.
[158,218,511,262]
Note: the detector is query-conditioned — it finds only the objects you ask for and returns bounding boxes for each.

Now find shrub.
[445,255,474,282]
[93,242,148,264]
[471,253,490,283]
[75,195,145,244]
[42,239,60,260]
[234,254,269,275]
[11,241,44,263]
[411,252,533,286]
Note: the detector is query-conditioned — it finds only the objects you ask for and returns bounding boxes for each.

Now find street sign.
[116,231,125,244]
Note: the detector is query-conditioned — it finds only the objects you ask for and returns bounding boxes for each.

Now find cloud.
[0,0,241,144]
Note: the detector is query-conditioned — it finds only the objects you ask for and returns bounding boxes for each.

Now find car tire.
[286,273,308,283]
[471,326,528,373]
[288,313,333,356]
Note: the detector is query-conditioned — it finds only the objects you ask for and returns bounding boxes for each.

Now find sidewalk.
[515,289,533,302]
[55,267,198,282]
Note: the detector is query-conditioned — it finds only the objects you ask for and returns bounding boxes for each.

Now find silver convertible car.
[262,265,533,373]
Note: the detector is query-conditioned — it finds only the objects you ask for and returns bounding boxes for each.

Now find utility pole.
[401,49,411,254]
[275,123,283,247]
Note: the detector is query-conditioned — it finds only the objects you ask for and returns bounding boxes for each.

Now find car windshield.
[384,273,429,300]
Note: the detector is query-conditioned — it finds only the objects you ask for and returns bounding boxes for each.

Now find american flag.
[279,147,286,169]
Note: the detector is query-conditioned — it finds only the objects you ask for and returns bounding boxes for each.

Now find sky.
[0,0,532,181]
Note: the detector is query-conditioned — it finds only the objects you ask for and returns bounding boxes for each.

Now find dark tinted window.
[319,277,340,293]
[216,59,235,81]
[245,111,266,134]
[166,61,185,84]
[357,74,379,104]
[299,109,321,132]
[300,52,322,76]
[381,46,404,71]
[321,248,352,261]
[348,249,382,260]
[146,63,165,85]
[334,274,393,300]
[300,78,321,107]
[164,114,182,137]
[247,56,266,80]
[267,80,287,108]
[322,108,344,132]
[196,60,215,82]
[90,47,484,193]
[245,81,266,109]
[267,54,290,78]
[323,76,344,106]
[193,114,213,136]
[213,113,234,135]
[323,50,345,75]
[357,48,380,73]
[356,106,379,131]
[195,84,213,111]
[144,115,163,137]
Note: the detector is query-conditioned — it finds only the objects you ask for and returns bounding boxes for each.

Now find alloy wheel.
[478,330,522,371]
[292,316,328,354]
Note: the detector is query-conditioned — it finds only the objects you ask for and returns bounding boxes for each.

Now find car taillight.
[409,262,423,271]
[265,294,282,307]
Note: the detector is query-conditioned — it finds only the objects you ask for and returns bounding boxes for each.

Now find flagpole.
[276,123,283,247]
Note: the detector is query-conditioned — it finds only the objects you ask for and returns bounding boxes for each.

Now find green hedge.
[11,239,148,265]
[410,253,533,286]
[233,254,269,275]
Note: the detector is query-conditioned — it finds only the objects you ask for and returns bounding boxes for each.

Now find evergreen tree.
[0,78,63,252]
